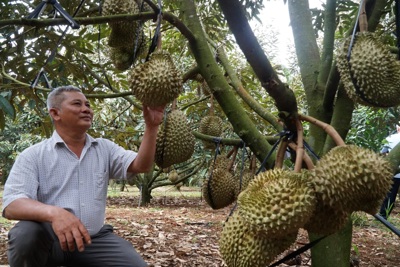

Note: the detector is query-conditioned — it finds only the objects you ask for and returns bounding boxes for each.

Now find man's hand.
[143,105,165,128]
[50,207,91,252]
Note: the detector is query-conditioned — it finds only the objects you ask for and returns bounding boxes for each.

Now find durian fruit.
[129,50,183,107]
[168,169,179,183]
[336,32,400,107]
[155,110,195,168]
[202,168,236,209]
[219,211,297,267]
[304,203,351,236]
[310,145,393,214]
[238,169,316,238]
[199,115,224,149]
[102,0,140,48]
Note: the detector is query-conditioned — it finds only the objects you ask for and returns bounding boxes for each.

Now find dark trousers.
[379,176,400,219]
[7,221,148,267]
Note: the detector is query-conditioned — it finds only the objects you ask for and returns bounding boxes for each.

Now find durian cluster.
[202,154,255,210]
[199,115,224,149]
[336,32,400,107]
[155,110,195,169]
[219,145,393,267]
[129,50,183,107]
[102,0,147,70]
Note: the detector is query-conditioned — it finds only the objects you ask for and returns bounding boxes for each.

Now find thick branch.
[0,12,195,43]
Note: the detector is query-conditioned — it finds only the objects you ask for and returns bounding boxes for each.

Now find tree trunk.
[309,219,353,267]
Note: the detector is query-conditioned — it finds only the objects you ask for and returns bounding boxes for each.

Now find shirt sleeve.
[101,139,137,179]
[2,150,39,216]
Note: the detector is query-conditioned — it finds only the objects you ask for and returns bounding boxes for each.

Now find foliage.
[346,106,400,152]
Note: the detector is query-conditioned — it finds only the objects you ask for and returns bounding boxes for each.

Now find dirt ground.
[1,186,400,266]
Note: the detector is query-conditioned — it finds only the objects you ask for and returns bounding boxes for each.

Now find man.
[2,85,165,266]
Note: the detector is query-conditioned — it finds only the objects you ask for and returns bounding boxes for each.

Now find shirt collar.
[50,131,98,147]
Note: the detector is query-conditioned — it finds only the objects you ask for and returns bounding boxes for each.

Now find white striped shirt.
[2,131,137,235]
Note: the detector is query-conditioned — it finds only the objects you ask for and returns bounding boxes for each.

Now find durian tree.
[1,0,400,267]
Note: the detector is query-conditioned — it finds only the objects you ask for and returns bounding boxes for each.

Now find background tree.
[1,0,400,266]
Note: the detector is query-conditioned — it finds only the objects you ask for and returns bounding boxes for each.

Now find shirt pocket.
[95,171,109,200]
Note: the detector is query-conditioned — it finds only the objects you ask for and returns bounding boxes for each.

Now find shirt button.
[81,203,85,207]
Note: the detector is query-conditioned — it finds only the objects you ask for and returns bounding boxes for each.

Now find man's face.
[52,91,93,129]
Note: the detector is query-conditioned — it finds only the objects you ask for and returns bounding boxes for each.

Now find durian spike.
[275,138,289,169]
[294,117,305,172]
[288,142,315,170]
[298,114,345,146]
[358,0,367,32]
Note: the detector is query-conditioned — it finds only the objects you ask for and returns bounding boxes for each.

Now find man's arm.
[4,198,91,252]
[128,105,165,173]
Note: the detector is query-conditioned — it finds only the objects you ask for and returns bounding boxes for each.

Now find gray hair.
[47,85,82,111]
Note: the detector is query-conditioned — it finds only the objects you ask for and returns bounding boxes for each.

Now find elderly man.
[2,85,164,267]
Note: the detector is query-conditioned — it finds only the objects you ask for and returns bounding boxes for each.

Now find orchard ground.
[0,185,399,266]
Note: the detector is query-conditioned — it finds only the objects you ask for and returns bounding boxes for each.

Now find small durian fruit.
[311,145,393,214]
[238,169,316,238]
[129,50,183,107]
[202,168,236,209]
[219,211,297,267]
[201,80,211,96]
[102,0,141,48]
[199,115,224,149]
[336,32,400,107]
[155,110,195,168]
[304,203,350,236]
[168,169,179,183]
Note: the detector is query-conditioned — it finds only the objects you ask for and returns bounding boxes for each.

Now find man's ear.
[49,108,60,121]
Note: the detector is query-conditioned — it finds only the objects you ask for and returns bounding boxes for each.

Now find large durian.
[155,110,195,168]
[199,115,224,149]
[238,169,316,238]
[219,211,297,267]
[129,50,183,107]
[336,32,400,107]
[202,168,236,209]
[310,145,393,214]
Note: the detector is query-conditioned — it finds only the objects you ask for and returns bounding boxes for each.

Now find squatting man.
[2,85,165,267]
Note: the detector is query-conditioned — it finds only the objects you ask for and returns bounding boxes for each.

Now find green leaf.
[0,95,15,118]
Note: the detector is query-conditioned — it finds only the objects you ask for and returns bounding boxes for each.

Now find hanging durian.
[129,50,183,107]
[310,145,393,214]
[102,0,139,47]
[199,115,224,149]
[336,32,400,107]
[155,109,195,168]
[237,169,316,238]
[202,168,236,209]
[219,211,297,267]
